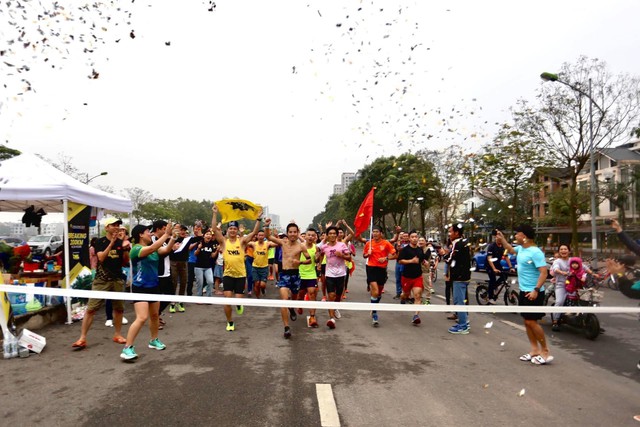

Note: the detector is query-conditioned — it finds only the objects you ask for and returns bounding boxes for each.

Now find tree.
[514,56,640,250]
[417,145,470,236]
[0,145,20,161]
[470,124,549,232]
[123,187,154,224]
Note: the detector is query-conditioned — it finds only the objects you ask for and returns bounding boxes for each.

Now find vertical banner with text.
[66,202,91,285]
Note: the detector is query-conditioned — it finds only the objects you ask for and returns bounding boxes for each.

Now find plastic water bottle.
[3,338,11,359]
[10,335,18,358]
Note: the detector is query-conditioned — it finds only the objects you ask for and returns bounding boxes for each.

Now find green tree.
[123,187,154,224]
[514,56,640,250]
[0,145,21,160]
[470,124,549,232]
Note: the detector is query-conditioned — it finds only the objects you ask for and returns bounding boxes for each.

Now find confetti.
[500,342,505,346]
[484,321,493,329]
[518,389,525,397]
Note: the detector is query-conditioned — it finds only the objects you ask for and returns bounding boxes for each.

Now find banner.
[0,274,15,338]
[66,202,91,285]
[215,199,262,223]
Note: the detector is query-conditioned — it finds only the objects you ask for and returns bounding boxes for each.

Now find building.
[332,172,357,196]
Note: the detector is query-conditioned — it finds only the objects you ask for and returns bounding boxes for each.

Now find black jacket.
[446,238,471,282]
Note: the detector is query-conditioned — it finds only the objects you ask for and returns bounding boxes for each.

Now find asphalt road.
[1,258,639,426]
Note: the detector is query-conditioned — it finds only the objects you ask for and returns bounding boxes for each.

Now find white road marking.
[500,319,526,332]
[316,384,340,427]
[609,313,639,321]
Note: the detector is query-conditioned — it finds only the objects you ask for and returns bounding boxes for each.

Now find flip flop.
[531,355,554,365]
[519,353,534,361]
[112,336,127,344]
[72,339,87,349]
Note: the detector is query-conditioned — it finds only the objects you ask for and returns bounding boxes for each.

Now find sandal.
[531,355,554,365]
[519,353,535,361]
[72,339,87,349]
[112,336,127,344]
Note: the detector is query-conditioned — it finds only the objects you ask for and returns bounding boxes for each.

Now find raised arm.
[340,219,355,242]
[495,230,516,255]
[264,218,283,246]
[139,223,173,258]
[389,225,401,244]
[242,208,263,245]
[211,204,225,247]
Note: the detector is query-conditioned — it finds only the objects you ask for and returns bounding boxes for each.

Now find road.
[1,258,639,426]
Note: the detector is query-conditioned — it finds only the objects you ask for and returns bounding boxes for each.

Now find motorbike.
[544,281,603,340]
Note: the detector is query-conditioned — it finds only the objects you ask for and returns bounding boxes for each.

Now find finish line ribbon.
[1,285,640,314]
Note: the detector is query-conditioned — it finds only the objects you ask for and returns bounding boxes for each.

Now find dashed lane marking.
[316,383,340,427]
[500,319,526,332]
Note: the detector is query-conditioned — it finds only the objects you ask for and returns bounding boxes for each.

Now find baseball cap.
[103,217,123,227]
[131,224,151,243]
[228,221,240,228]
[514,224,536,239]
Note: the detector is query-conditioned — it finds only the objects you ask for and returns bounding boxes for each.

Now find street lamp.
[541,71,604,270]
[85,171,108,184]
[407,196,424,231]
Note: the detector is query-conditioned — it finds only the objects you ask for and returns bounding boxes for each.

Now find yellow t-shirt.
[223,238,246,278]
[252,241,270,268]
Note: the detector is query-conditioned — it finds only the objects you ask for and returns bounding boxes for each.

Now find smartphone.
[604,219,612,225]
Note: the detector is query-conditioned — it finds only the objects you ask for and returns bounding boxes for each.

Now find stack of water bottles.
[3,326,28,359]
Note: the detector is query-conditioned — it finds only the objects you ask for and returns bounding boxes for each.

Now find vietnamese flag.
[354,187,375,237]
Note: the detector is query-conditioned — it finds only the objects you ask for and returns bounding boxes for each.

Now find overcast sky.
[1,0,639,227]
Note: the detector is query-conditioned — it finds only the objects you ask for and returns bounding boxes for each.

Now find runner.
[418,237,434,303]
[211,204,262,332]
[317,226,351,330]
[363,225,396,326]
[247,230,277,298]
[297,228,320,327]
[265,218,312,338]
[120,222,173,361]
[398,230,428,325]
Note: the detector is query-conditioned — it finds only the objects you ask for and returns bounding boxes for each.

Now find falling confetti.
[484,321,493,329]
[518,389,526,397]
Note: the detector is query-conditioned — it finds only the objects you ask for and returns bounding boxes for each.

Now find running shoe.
[261,288,266,295]
[289,307,297,321]
[148,338,166,351]
[448,323,470,334]
[393,294,401,299]
[169,304,176,313]
[309,317,319,328]
[120,346,138,361]
[321,296,327,302]
[284,326,292,339]
[304,294,309,301]
[177,303,185,313]
[334,309,341,319]
[226,322,235,332]
[268,276,274,281]
[637,359,640,371]
[372,313,379,327]
[327,318,336,329]
[422,299,431,305]
[412,314,421,325]
[105,319,113,327]
[122,317,129,325]
[236,305,244,315]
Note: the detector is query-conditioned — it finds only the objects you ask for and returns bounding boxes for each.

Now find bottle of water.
[3,338,11,359]
[10,334,18,358]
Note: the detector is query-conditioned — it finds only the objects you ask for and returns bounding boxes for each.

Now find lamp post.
[540,72,604,270]
[85,171,108,184]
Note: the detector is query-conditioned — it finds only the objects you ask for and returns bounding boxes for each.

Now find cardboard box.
[18,328,46,353]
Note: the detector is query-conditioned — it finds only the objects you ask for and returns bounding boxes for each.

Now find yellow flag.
[215,199,262,223]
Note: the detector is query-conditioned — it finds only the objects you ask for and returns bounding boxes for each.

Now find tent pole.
[63,199,73,324]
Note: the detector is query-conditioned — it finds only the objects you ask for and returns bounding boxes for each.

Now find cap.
[228,221,240,228]
[179,224,188,231]
[131,224,151,243]
[151,220,168,232]
[104,217,123,227]
[514,224,535,239]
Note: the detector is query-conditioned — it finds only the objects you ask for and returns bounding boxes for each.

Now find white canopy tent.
[0,153,133,323]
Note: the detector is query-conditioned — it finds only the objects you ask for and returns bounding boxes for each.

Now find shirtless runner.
[265,218,311,339]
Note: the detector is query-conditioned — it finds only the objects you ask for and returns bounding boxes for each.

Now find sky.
[1,0,639,227]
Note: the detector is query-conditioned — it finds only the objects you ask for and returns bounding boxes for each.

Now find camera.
[604,219,612,225]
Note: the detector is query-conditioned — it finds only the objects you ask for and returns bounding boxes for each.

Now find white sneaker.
[105,319,113,327]
[122,317,129,325]
[334,309,341,319]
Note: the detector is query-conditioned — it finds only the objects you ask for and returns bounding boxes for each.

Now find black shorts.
[277,261,283,272]
[325,276,345,296]
[268,258,275,265]
[366,266,388,286]
[132,284,160,304]
[320,264,326,277]
[519,290,546,320]
[223,276,246,294]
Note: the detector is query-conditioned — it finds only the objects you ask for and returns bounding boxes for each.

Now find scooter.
[545,283,603,340]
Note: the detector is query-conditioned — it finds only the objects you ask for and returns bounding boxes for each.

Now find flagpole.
[369,216,373,241]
